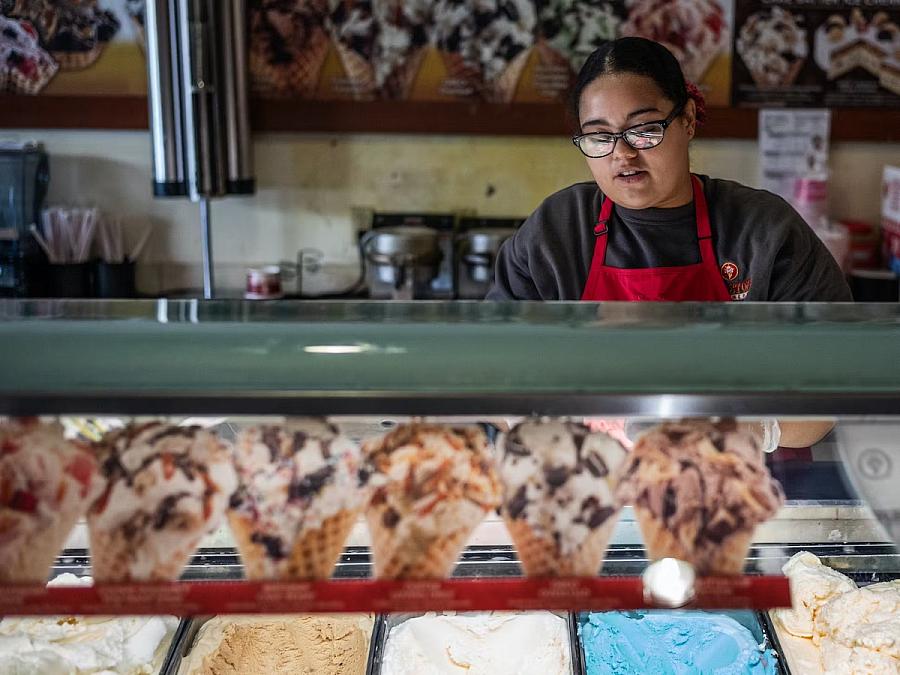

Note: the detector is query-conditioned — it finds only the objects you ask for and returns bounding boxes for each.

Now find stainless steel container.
[457,227,516,298]
[362,226,442,300]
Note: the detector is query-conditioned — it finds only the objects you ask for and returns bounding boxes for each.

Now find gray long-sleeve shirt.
[486,175,852,302]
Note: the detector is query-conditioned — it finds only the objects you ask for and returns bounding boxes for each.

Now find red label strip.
[0,576,790,616]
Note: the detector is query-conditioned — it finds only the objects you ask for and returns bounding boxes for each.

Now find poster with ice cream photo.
[732,1,900,108]
[0,0,146,97]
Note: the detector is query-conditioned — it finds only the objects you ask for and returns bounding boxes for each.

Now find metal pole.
[200,198,214,299]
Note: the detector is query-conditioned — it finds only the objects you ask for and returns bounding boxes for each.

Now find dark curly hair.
[570,37,707,129]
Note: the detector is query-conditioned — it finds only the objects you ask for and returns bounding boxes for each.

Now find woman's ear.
[683,98,697,138]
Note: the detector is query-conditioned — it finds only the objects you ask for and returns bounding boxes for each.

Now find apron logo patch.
[720,262,739,281]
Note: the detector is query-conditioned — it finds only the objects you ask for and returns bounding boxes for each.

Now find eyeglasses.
[572,103,685,159]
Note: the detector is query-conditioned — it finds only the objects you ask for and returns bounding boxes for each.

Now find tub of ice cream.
[367,611,577,675]
[0,573,184,675]
[166,613,376,675]
[765,554,900,675]
[576,609,785,675]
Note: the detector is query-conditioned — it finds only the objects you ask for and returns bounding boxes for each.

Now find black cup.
[49,263,92,298]
[95,260,136,298]
[850,269,900,302]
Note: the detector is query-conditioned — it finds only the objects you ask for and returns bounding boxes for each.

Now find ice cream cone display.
[41,0,120,72]
[228,418,362,580]
[327,0,377,99]
[737,7,808,88]
[0,418,102,583]
[249,0,331,98]
[88,422,237,582]
[621,0,729,84]
[619,419,785,575]
[498,420,627,577]
[359,423,501,579]
[433,0,536,102]
[538,0,622,73]
[369,0,431,100]
[0,16,58,95]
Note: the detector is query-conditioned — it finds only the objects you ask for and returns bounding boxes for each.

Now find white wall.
[4,129,896,293]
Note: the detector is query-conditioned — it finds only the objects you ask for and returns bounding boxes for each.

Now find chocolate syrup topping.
[288,465,335,500]
[153,492,190,530]
[261,427,282,462]
[147,426,199,445]
[251,532,286,560]
[507,485,528,520]
[382,507,401,529]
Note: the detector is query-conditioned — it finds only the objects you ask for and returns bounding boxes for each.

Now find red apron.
[581,175,732,301]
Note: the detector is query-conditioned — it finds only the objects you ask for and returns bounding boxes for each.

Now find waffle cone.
[334,42,375,100]
[485,48,531,103]
[505,513,619,577]
[250,27,329,97]
[89,526,199,582]
[1,62,58,95]
[381,47,427,100]
[52,44,103,71]
[366,500,481,579]
[0,508,81,582]
[229,508,358,580]
[635,506,754,575]
[439,50,480,96]
[536,39,571,69]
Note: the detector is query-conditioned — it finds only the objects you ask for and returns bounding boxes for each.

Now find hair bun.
[685,81,707,128]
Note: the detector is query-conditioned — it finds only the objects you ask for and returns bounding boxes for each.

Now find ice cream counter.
[0,300,898,675]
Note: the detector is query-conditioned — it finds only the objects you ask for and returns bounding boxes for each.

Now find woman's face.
[578,73,696,210]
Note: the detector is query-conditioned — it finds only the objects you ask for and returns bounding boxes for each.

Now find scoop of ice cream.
[618,419,784,549]
[815,580,900,675]
[579,610,777,675]
[737,7,808,85]
[539,1,623,71]
[0,418,102,574]
[434,0,536,84]
[382,611,571,675]
[622,0,729,81]
[230,418,361,559]
[178,614,374,675]
[359,424,501,540]
[498,419,626,555]
[773,551,857,639]
[89,422,237,579]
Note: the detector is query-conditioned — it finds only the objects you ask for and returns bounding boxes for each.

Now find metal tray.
[573,610,788,675]
[366,611,579,675]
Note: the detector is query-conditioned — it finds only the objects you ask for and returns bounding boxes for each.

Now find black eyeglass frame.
[572,102,687,159]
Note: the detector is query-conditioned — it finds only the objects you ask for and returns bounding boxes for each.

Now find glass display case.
[0,300,898,675]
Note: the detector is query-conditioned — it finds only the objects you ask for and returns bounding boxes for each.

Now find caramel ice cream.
[618,419,784,574]
[177,614,374,675]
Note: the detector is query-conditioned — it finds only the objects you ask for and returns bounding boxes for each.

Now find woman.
[488,37,844,447]
[487,37,851,303]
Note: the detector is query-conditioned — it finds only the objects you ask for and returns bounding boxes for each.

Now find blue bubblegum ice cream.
[579,610,777,675]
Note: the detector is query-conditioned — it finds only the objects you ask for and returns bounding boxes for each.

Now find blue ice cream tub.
[576,609,785,675]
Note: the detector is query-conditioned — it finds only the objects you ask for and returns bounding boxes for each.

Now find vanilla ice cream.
[0,575,177,675]
[380,611,571,675]
[178,614,374,675]
[771,551,900,674]
[816,580,900,675]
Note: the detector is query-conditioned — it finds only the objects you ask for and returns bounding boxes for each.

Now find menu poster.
[733,1,900,108]
[0,0,146,97]
[251,0,737,106]
[758,108,831,203]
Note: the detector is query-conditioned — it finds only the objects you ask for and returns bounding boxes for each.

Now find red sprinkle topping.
[9,490,37,513]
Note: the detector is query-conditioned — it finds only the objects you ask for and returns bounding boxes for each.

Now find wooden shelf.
[1,95,897,141]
